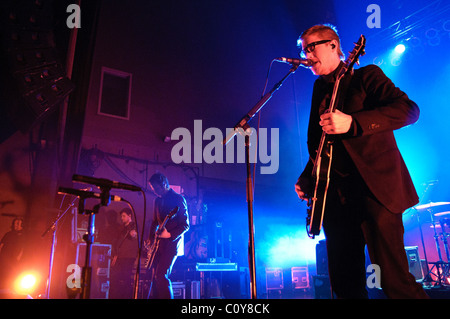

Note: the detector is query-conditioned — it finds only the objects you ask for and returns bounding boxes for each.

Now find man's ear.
[330,39,339,50]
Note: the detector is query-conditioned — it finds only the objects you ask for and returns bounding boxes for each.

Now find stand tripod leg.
[146,268,155,299]
[426,262,450,287]
[245,135,257,299]
[145,247,159,299]
[416,211,432,284]
[81,266,92,299]
[81,210,96,299]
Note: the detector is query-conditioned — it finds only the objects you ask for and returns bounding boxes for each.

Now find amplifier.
[266,268,284,290]
[190,280,201,299]
[405,246,424,280]
[291,267,309,289]
[173,282,185,299]
[76,243,111,299]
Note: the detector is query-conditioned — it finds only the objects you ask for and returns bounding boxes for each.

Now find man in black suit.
[294,24,429,299]
[147,172,189,299]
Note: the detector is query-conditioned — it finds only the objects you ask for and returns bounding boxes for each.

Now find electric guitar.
[145,206,179,269]
[306,35,366,238]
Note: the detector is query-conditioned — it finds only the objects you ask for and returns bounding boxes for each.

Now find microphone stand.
[414,208,432,285]
[223,63,299,299]
[55,186,110,299]
[41,196,78,299]
[80,186,111,299]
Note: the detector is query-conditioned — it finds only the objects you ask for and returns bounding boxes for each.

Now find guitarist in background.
[147,172,189,299]
[294,24,429,299]
[110,208,138,299]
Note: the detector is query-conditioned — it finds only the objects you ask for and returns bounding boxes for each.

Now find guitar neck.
[312,131,327,172]
[312,75,344,173]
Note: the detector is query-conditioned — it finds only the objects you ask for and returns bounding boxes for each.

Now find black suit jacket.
[298,64,419,214]
[150,189,189,256]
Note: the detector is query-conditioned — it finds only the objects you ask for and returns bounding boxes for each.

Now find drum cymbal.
[434,211,450,217]
[414,202,450,211]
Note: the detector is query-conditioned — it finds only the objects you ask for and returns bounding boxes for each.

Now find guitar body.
[145,237,161,269]
[145,206,179,269]
[305,35,366,238]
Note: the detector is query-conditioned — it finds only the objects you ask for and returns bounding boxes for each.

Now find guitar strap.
[317,68,354,142]
[319,69,353,113]
[335,69,354,113]
[318,83,333,116]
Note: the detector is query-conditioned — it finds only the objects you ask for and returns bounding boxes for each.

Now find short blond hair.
[298,24,344,59]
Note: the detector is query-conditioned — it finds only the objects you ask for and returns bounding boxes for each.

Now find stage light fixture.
[14,272,40,296]
[394,44,406,54]
[20,274,36,290]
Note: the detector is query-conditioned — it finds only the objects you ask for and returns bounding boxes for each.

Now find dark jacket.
[150,189,189,256]
[298,64,419,214]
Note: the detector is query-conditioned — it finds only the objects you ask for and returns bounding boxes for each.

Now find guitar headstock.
[342,35,366,74]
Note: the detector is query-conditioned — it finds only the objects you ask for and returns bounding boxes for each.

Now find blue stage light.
[394,44,406,54]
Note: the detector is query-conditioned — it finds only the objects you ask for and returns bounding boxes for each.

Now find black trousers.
[110,258,135,299]
[147,248,177,299]
[322,172,429,299]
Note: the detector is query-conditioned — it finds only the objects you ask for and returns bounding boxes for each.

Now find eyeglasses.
[299,39,332,58]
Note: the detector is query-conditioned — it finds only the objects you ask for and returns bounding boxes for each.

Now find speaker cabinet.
[76,243,111,299]
[405,246,424,281]
[291,267,310,289]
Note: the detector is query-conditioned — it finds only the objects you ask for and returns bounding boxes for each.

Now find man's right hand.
[295,184,308,201]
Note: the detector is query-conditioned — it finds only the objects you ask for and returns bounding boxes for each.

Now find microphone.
[110,195,124,202]
[58,187,124,201]
[72,174,141,192]
[1,213,20,217]
[275,57,312,67]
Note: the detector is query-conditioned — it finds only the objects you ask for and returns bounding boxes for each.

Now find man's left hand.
[157,227,171,239]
